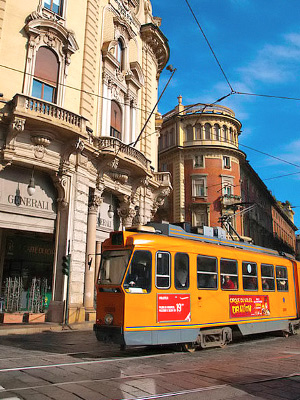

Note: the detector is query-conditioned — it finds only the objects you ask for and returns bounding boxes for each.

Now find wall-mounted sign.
[0,167,56,217]
[157,294,191,323]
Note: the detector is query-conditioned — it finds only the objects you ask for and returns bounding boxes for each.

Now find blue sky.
[152,0,300,233]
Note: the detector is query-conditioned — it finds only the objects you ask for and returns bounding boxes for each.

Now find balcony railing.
[93,136,151,170]
[163,103,236,121]
[12,94,88,134]
[221,194,241,207]
[154,171,172,186]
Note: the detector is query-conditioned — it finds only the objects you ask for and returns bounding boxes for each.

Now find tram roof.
[126,222,294,260]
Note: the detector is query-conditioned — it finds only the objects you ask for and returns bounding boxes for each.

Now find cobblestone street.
[0,330,299,399]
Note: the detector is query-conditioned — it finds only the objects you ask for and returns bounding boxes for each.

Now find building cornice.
[140,23,169,73]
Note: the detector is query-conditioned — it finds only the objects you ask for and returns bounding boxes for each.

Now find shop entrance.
[1,231,54,312]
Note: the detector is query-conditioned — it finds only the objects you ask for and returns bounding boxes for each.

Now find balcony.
[154,171,172,188]
[91,136,152,176]
[8,94,88,137]
[221,194,242,208]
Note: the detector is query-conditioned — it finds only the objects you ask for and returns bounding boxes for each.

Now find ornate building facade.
[158,96,297,254]
[158,96,245,237]
[0,0,171,322]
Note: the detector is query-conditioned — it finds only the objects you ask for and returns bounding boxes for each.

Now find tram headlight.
[104,313,114,325]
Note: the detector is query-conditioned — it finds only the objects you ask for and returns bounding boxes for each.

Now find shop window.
[156,252,171,289]
[110,101,122,140]
[192,176,207,197]
[194,155,204,168]
[175,253,189,289]
[123,250,152,293]
[261,264,275,291]
[242,261,258,291]
[276,266,288,292]
[197,255,218,289]
[32,47,59,103]
[43,0,63,15]
[223,156,231,169]
[221,259,238,290]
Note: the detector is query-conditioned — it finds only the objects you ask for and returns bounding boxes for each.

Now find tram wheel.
[181,342,197,353]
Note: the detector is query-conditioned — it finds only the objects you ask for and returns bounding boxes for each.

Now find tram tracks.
[0,368,299,399]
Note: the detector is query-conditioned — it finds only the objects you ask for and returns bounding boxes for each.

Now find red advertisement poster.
[157,294,191,322]
[229,295,270,318]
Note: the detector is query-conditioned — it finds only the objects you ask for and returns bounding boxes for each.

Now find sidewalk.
[0,321,94,336]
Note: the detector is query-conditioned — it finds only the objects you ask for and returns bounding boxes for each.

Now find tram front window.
[123,250,152,293]
[98,250,131,285]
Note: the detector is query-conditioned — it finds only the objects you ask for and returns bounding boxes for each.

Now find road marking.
[0,352,177,373]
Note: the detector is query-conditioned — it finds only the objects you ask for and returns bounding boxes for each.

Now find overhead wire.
[2,57,300,178]
[184,0,235,93]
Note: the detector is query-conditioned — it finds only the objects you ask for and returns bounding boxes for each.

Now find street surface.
[0,329,299,399]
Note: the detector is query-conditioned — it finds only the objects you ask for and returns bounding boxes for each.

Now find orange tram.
[94,223,300,350]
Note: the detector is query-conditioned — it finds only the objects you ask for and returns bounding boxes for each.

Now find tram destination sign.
[229,295,270,318]
[157,294,191,323]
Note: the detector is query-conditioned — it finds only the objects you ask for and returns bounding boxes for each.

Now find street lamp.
[27,169,35,196]
[107,193,114,218]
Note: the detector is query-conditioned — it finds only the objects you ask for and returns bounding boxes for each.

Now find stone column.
[84,191,102,320]
[130,100,136,144]
[124,95,131,144]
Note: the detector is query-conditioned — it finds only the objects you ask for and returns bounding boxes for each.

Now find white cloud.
[237,31,300,86]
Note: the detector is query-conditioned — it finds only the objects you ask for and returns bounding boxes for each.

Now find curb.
[0,321,94,336]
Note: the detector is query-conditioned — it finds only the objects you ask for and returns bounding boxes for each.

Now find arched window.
[214,124,220,141]
[44,0,63,15]
[186,125,193,141]
[222,125,228,142]
[32,47,59,103]
[116,39,125,69]
[229,127,233,144]
[204,123,211,140]
[110,101,122,140]
[195,124,202,140]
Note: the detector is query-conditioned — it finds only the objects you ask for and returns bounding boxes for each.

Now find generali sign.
[0,167,56,216]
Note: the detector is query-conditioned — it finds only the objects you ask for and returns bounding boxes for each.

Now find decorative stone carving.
[11,117,26,132]
[30,135,52,159]
[111,84,121,101]
[53,169,71,208]
[108,157,119,170]
[151,187,171,218]
[88,194,103,214]
[117,194,137,227]
[108,171,129,184]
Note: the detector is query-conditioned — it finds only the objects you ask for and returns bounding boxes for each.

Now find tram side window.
[220,259,238,290]
[261,264,275,291]
[197,255,218,289]
[175,253,189,290]
[276,266,289,292]
[242,262,258,291]
[156,252,171,289]
[123,250,152,293]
